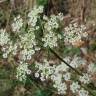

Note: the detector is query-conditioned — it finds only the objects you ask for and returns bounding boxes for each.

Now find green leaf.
[36,0,48,5]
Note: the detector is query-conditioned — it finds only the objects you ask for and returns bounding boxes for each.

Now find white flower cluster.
[35,59,56,81]
[28,6,44,27]
[19,30,40,61]
[78,89,89,96]
[16,62,31,82]
[70,55,87,68]
[12,15,23,32]
[44,15,59,31]
[70,83,89,96]
[63,72,71,81]
[70,82,89,96]
[70,82,80,93]
[0,29,10,46]
[42,31,58,48]
[35,55,94,95]
[0,6,43,82]
[57,13,64,21]
[54,81,67,95]
[0,29,18,58]
[79,73,91,84]
[35,60,66,94]
[52,74,68,95]
[35,59,68,94]
[64,23,88,45]
[63,55,87,68]
[2,42,17,58]
[42,14,63,48]
[87,63,96,74]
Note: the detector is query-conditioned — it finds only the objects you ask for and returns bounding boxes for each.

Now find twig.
[49,48,83,76]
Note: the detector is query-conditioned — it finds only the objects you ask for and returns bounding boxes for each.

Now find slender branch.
[49,48,83,76]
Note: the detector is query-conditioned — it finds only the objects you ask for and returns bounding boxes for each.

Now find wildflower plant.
[0,5,96,96]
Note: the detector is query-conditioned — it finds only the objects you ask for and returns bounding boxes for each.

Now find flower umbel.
[16,62,31,82]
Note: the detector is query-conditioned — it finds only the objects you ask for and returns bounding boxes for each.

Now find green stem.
[49,48,83,76]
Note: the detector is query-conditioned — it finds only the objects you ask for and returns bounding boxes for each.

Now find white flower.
[70,55,86,68]
[0,29,10,46]
[37,5,44,13]
[63,56,71,63]
[42,31,58,48]
[19,30,36,49]
[12,15,23,32]
[70,82,80,93]
[28,6,43,27]
[51,74,62,84]
[43,15,48,20]
[44,15,59,31]
[19,49,35,61]
[35,59,69,95]
[35,26,39,30]
[57,13,64,21]
[70,56,80,68]
[42,13,63,48]
[55,62,69,73]
[35,59,55,80]
[78,89,89,96]
[19,30,39,61]
[80,24,86,30]
[56,82,67,95]
[16,62,31,82]
[2,53,8,58]
[40,76,45,81]
[73,23,78,28]
[28,14,38,27]
[2,42,18,58]
[87,63,96,73]
[57,34,62,39]
[63,72,71,81]
[64,23,88,45]
[79,73,91,84]
[35,72,39,78]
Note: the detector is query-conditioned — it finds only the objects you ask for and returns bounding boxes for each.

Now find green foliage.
[0,68,11,79]
[92,90,96,96]
[34,89,52,96]
[63,46,81,56]
[36,0,48,5]
[0,79,13,95]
